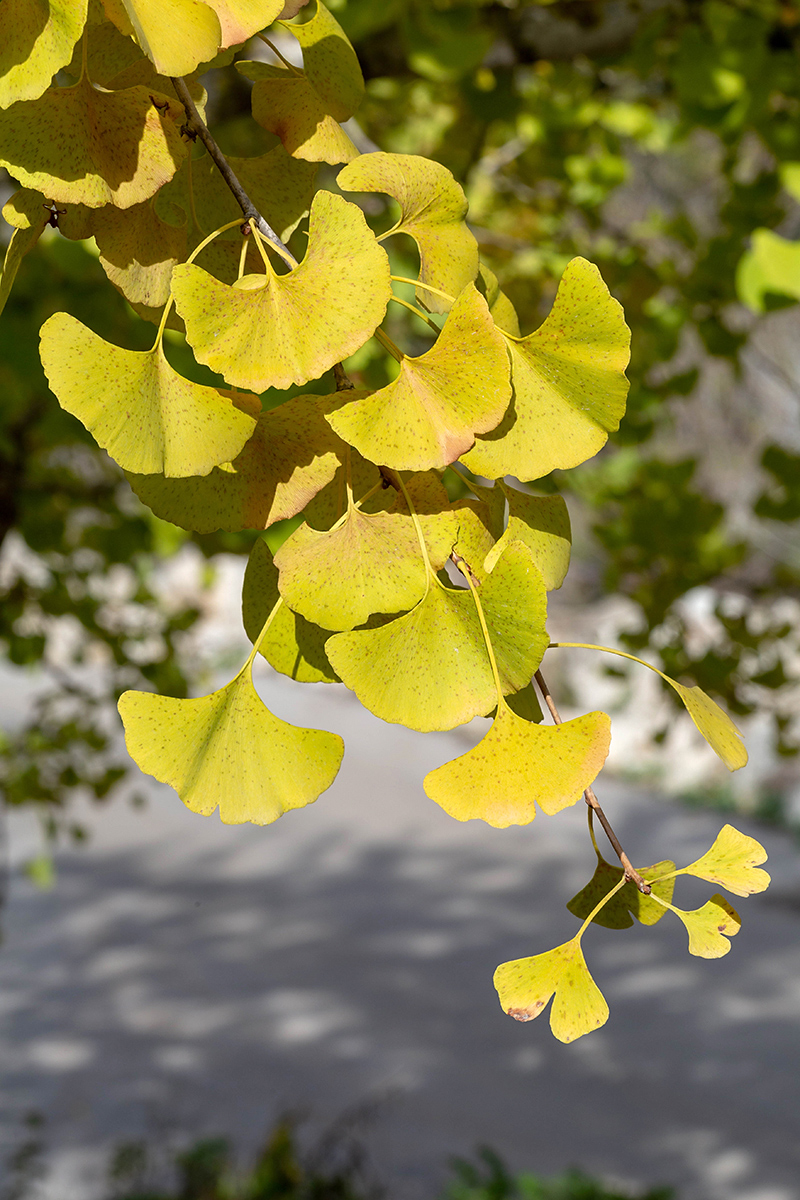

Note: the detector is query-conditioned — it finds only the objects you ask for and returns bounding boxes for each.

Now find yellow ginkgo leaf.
[669,683,748,771]
[106,0,221,76]
[280,0,363,119]
[670,895,742,959]
[681,824,770,896]
[209,0,284,48]
[462,257,631,481]
[566,857,676,929]
[0,77,186,209]
[484,485,571,589]
[338,153,479,313]
[118,666,344,825]
[40,312,258,477]
[478,263,520,336]
[241,64,359,164]
[451,500,497,584]
[172,191,391,392]
[424,705,611,828]
[327,284,511,471]
[93,198,187,308]
[494,940,609,1043]
[0,0,88,110]
[0,189,50,317]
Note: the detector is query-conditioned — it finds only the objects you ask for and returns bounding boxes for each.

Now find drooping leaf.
[494,940,609,1043]
[172,191,391,392]
[280,0,363,119]
[327,284,511,471]
[424,704,610,828]
[338,153,479,314]
[0,189,50,317]
[103,0,221,75]
[485,485,571,589]
[0,77,186,209]
[239,63,359,165]
[40,312,258,477]
[667,682,748,771]
[0,0,88,109]
[326,541,548,732]
[126,393,344,533]
[567,856,676,929]
[670,894,742,959]
[242,539,338,683]
[118,665,344,824]
[680,824,770,897]
[462,257,631,481]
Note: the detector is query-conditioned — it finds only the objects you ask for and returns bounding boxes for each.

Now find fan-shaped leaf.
[681,824,770,896]
[240,63,359,164]
[40,312,258,477]
[104,0,221,75]
[327,284,510,471]
[281,0,363,119]
[485,486,571,589]
[462,257,630,481]
[172,191,391,392]
[669,683,748,770]
[0,0,87,109]
[210,0,285,48]
[671,895,741,959]
[567,856,676,929]
[494,940,609,1042]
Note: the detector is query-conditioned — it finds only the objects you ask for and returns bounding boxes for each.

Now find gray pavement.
[2,666,800,1200]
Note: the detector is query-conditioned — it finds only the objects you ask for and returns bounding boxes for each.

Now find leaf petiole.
[390,275,456,306]
[576,875,628,940]
[388,294,441,333]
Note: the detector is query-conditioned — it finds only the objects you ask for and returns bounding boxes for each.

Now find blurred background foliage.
[2,0,800,872]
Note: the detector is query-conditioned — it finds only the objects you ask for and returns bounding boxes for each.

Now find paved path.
[2,667,799,1200]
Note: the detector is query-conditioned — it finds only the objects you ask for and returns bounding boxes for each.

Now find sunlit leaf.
[462,257,631,481]
[209,0,284,48]
[670,894,741,959]
[0,77,186,209]
[242,538,338,683]
[668,682,748,770]
[567,856,676,929]
[485,485,571,589]
[118,666,344,824]
[424,704,610,828]
[240,63,359,164]
[126,393,343,533]
[281,0,363,119]
[40,312,258,477]
[338,152,479,313]
[172,191,391,391]
[0,189,50,317]
[494,940,609,1043]
[105,0,221,75]
[0,0,88,109]
[327,284,510,471]
[680,824,770,896]
[326,541,548,732]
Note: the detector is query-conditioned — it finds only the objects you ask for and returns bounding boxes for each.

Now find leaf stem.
[257,33,303,74]
[390,275,456,306]
[250,225,275,274]
[548,641,673,687]
[533,668,651,895]
[248,595,283,664]
[458,555,506,709]
[150,217,246,351]
[374,326,404,363]
[576,876,628,940]
[389,294,441,333]
[396,475,433,582]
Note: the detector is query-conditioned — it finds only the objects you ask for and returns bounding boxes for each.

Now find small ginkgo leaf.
[241,63,359,164]
[281,0,364,119]
[494,940,609,1043]
[338,152,479,314]
[424,704,610,828]
[0,0,88,109]
[670,894,742,959]
[0,78,187,209]
[118,667,344,825]
[680,824,770,896]
[485,486,571,590]
[668,682,748,771]
[209,0,285,48]
[242,539,338,684]
[40,312,258,477]
[567,857,676,929]
[106,0,221,75]
[462,257,631,481]
[126,393,343,533]
[327,284,510,471]
[0,189,50,317]
[326,541,548,732]
[172,191,390,392]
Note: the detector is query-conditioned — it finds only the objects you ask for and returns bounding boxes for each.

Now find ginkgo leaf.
[567,856,676,929]
[93,198,187,307]
[0,189,50,317]
[503,682,544,723]
[126,393,343,533]
[670,894,742,959]
[280,0,363,119]
[242,539,338,684]
[478,263,520,336]
[484,486,571,589]
[209,0,285,48]
[0,78,186,209]
[668,682,748,770]
[172,191,391,392]
[274,473,458,631]
[326,541,548,732]
[240,63,359,164]
[424,705,611,828]
[494,940,609,1043]
[40,312,258,477]
[0,0,88,109]
[462,257,631,481]
[105,0,221,76]
[327,284,511,471]
[680,824,770,896]
[338,152,479,313]
[451,499,497,583]
[118,666,344,825]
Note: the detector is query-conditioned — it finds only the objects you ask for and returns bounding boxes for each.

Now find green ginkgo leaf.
[127,393,344,533]
[274,473,458,631]
[0,77,187,209]
[338,152,479,313]
[327,284,510,471]
[118,665,344,825]
[40,312,259,477]
[104,0,221,75]
[567,856,676,929]
[669,683,748,771]
[280,0,364,119]
[680,824,770,896]
[424,704,611,828]
[0,189,50,317]
[462,257,631,481]
[326,541,548,732]
[485,486,571,590]
[172,191,391,392]
[240,63,359,164]
[736,228,800,313]
[669,894,742,959]
[0,0,88,109]
[494,940,609,1043]
[242,539,339,684]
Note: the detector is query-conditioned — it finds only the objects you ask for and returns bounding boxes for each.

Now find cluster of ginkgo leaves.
[0,0,769,1041]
